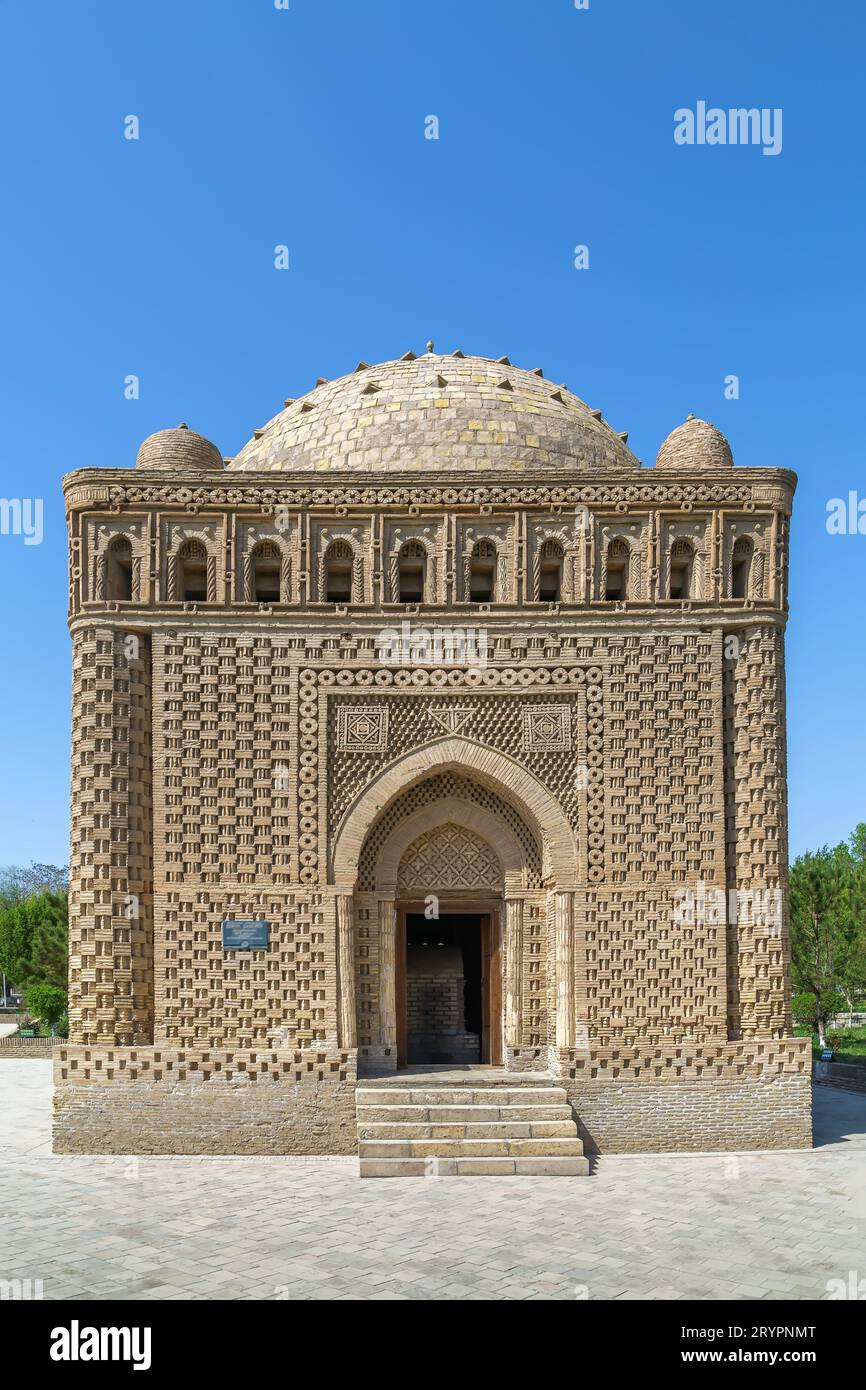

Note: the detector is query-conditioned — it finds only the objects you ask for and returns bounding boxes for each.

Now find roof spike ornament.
[426,340,434,353]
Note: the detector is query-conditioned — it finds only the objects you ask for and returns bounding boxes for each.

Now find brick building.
[56,348,811,1171]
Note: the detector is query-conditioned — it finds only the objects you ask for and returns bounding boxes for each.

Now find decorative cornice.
[63,469,795,515]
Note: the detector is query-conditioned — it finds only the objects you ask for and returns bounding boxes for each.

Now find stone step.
[359,1137,584,1159]
[359,1155,590,1177]
[357,1119,578,1140]
[356,1086,567,1107]
[356,1103,573,1124]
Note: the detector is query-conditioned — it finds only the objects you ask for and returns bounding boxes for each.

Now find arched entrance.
[394,819,504,1067]
[328,737,578,1075]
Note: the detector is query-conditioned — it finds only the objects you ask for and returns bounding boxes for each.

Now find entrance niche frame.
[329,736,580,1071]
[397,896,503,1068]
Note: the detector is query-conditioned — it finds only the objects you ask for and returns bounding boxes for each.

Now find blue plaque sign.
[222,920,269,950]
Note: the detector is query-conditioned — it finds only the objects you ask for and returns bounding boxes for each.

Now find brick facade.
[58,351,810,1155]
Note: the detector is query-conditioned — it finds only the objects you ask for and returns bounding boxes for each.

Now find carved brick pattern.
[581,632,729,1050]
[723,625,790,1039]
[356,773,543,891]
[583,885,726,1050]
[605,634,719,885]
[327,687,585,835]
[57,1045,353,1085]
[62,416,805,1154]
[157,889,327,1049]
[558,1037,809,1080]
[396,823,503,892]
[158,637,294,885]
[523,898,550,1048]
[336,705,389,752]
[68,628,154,1047]
[522,704,572,752]
[353,901,378,1051]
[96,480,760,513]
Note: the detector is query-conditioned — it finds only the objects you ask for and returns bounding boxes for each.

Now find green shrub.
[24,983,67,1028]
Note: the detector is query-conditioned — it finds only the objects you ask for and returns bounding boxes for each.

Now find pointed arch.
[371,795,529,894]
[330,736,577,888]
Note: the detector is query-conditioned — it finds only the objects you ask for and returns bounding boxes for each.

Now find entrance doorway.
[395,903,502,1067]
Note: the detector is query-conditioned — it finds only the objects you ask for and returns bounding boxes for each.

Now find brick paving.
[2,1061,864,1301]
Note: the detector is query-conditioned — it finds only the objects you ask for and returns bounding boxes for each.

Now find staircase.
[356,1072,589,1177]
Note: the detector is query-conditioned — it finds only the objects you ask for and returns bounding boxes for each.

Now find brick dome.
[136,424,224,472]
[228,351,640,474]
[656,414,733,470]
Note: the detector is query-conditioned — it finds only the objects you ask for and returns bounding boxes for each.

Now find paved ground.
[1,1061,864,1300]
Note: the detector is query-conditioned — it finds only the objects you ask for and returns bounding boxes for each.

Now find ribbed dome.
[136,424,223,472]
[228,352,639,474]
[656,414,733,470]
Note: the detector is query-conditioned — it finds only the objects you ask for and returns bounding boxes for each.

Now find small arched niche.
[731,536,753,599]
[538,538,563,602]
[106,536,133,601]
[468,539,497,603]
[604,537,630,601]
[250,540,282,604]
[397,540,426,603]
[178,539,208,602]
[668,538,694,600]
[324,540,354,604]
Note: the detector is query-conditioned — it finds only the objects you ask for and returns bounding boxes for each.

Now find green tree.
[0,891,68,994]
[0,862,68,908]
[790,847,848,1045]
[0,899,36,987]
[27,892,68,991]
[792,989,845,1033]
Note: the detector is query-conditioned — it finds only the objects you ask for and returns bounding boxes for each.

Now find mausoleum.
[57,347,811,1173]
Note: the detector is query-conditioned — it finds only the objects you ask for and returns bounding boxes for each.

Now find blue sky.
[0,0,863,866]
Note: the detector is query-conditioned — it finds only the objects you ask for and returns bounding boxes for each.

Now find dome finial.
[426,339,434,354]
[657,414,733,470]
[136,425,223,472]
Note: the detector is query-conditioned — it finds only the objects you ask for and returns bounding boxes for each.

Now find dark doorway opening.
[405,913,482,1064]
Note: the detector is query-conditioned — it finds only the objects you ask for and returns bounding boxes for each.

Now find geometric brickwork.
[327,690,584,836]
[356,772,543,891]
[396,823,503,893]
[59,349,811,1156]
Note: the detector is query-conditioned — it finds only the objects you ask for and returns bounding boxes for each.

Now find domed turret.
[656,414,733,470]
[136,424,223,471]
